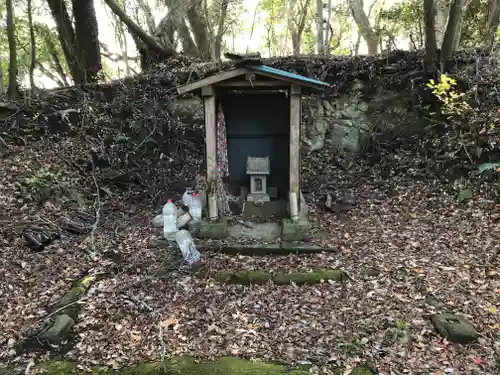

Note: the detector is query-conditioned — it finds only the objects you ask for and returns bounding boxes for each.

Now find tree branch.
[101,43,139,61]
[102,0,174,55]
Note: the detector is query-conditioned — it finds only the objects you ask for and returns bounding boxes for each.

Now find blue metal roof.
[249,65,330,88]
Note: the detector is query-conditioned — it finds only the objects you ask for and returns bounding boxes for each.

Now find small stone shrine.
[246,156,270,203]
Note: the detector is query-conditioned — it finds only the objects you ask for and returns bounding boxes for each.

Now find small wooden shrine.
[176,56,330,221]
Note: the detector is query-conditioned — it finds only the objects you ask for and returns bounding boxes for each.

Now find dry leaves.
[1,51,500,375]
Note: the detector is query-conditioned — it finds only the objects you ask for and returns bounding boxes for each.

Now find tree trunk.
[6,0,18,98]
[119,14,130,75]
[213,0,229,61]
[441,0,465,67]
[325,0,332,54]
[103,0,174,56]
[354,0,378,55]
[72,0,102,83]
[46,0,83,84]
[0,56,5,95]
[349,0,378,55]
[424,0,438,67]
[185,0,211,60]
[316,0,324,54]
[155,12,175,50]
[136,0,157,34]
[288,0,310,55]
[159,0,199,56]
[484,0,500,48]
[452,10,464,50]
[27,0,37,91]
[435,0,449,48]
[178,20,199,56]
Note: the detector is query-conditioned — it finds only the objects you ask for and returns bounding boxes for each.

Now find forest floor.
[1,138,499,375]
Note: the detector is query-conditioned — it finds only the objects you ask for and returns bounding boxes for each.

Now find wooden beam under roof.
[177,68,247,95]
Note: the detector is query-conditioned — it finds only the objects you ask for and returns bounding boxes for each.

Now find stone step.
[200,242,333,255]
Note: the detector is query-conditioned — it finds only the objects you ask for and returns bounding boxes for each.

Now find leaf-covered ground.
[1,136,499,375]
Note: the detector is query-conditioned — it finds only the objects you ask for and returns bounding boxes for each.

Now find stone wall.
[169,82,422,155]
[307,79,421,153]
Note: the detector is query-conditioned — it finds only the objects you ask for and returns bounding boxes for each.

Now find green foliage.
[457,187,473,202]
[426,74,472,118]
[260,0,286,55]
[0,0,70,88]
[24,167,56,192]
[378,0,423,49]
[460,0,489,48]
[23,167,86,204]
[328,3,352,53]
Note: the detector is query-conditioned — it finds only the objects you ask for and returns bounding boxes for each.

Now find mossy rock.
[37,361,79,374]
[163,357,310,375]
[273,270,345,285]
[54,275,96,317]
[29,357,312,375]
[348,367,376,375]
[214,271,273,285]
[431,313,478,344]
[0,367,16,375]
[37,314,75,344]
[211,269,345,285]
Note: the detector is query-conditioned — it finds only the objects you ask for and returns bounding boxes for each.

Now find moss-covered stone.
[214,271,273,285]
[21,275,96,352]
[0,367,16,375]
[163,357,310,375]
[3,358,378,375]
[210,269,345,285]
[120,361,163,375]
[37,361,79,374]
[273,270,345,285]
[348,367,375,375]
[25,357,312,375]
[199,218,229,239]
[431,313,478,344]
[281,219,309,242]
[38,314,75,344]
[55,275,96,317]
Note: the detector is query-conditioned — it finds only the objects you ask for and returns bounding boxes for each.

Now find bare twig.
[0,136,8,149]
[89,158,102,255]
[33,297,89,326]
[134,121,157,152]
[24,359,35,375]
[158,313,167,372]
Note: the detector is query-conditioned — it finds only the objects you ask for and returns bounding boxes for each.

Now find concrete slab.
[282,218,310,241]
[228,222,281,240]
[199,217,228,239]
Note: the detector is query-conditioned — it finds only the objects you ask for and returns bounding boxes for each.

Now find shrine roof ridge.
[177,64,330,95]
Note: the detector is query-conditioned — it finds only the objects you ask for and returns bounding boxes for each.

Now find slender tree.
[27,0,37,91]
[316,0,324,53]
[0,56,5,95]
[213,0,229,60]
[441,0,465,66]
[325,0,332,54]
[6,0,18,98]
[72,0,101,82]
[484,0,500,47]
[423,0,438,66]
[348,0,378,54]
